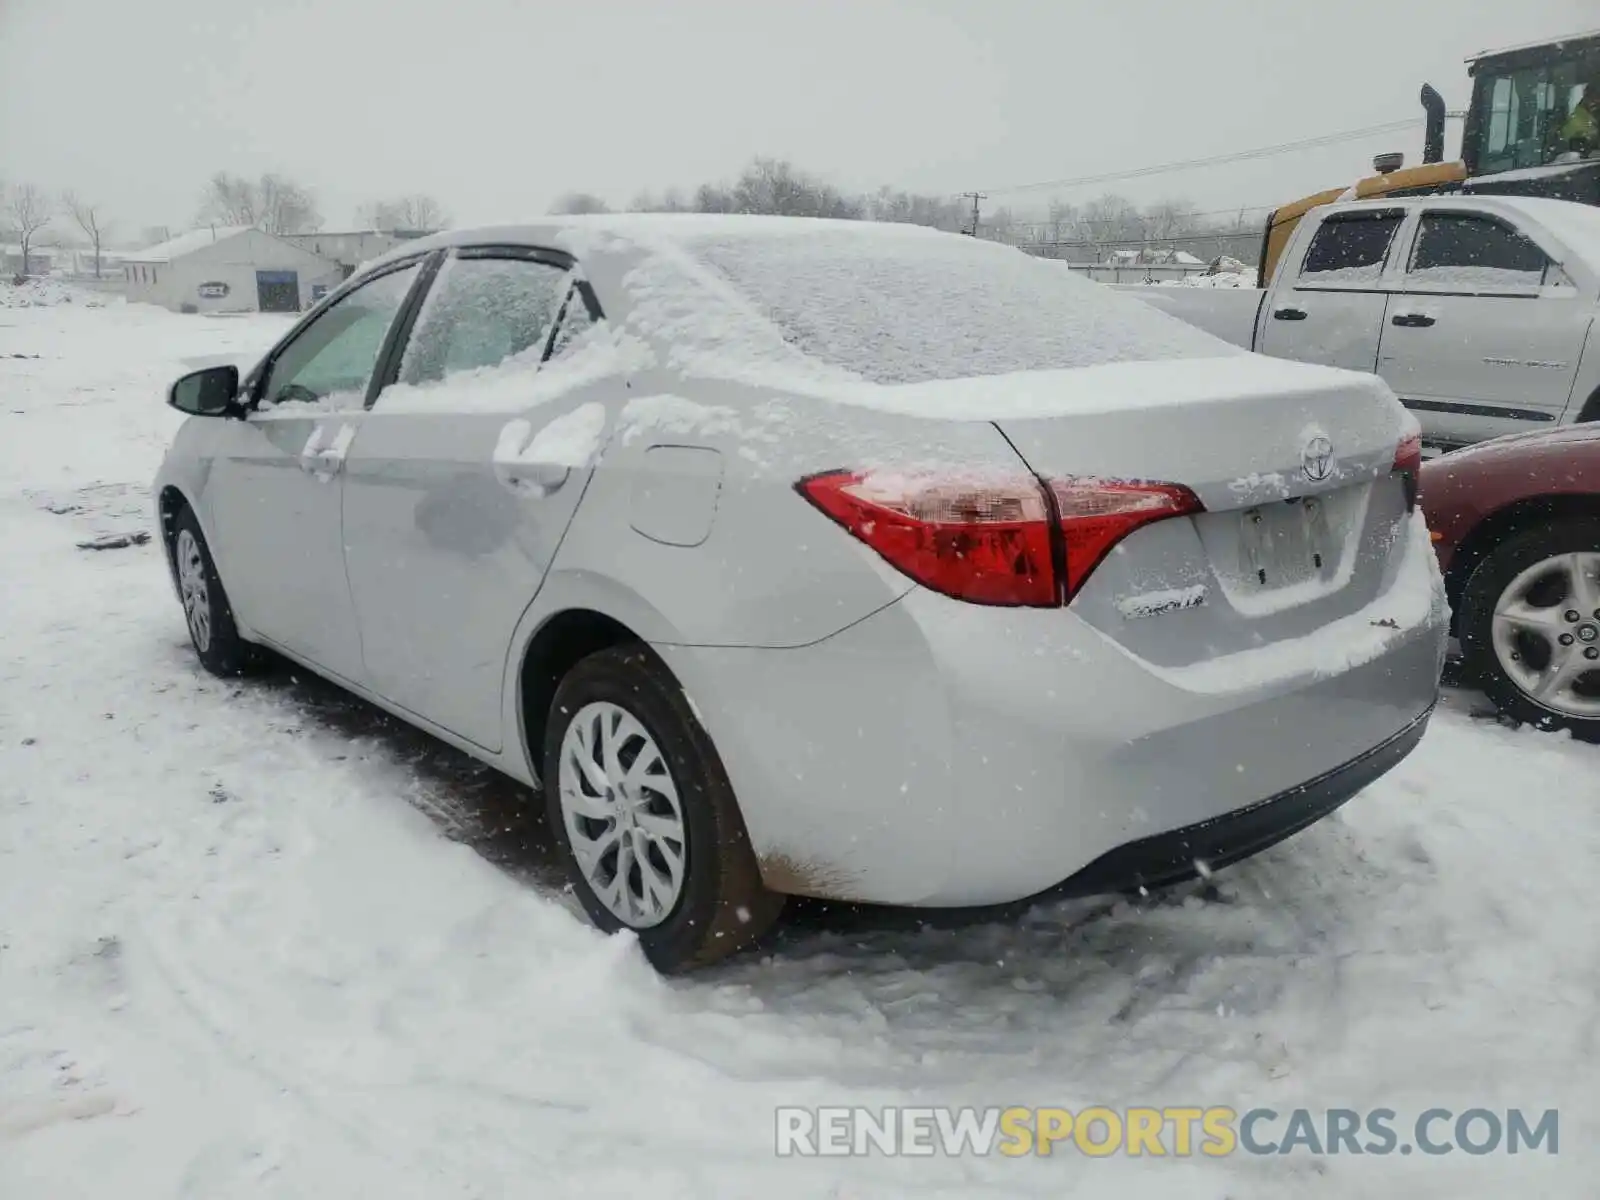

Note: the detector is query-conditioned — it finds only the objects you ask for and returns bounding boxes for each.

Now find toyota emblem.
[1301,436,1335,483]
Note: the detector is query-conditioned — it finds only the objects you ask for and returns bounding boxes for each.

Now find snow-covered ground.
[2,295,1598,1198]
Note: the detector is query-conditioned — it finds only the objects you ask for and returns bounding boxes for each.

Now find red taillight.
[1394,431,1422,476]
[796,470,1203,607]
[797,470,1057,606]
[1048,478,1204,597]
[1393,430,1422,510]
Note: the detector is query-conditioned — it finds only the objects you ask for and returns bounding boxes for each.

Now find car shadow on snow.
[247,661,569,891]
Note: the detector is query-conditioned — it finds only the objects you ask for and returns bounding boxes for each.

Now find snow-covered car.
[152,216,1449,972]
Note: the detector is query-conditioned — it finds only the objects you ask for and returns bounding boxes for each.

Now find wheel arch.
[515,608,649,789]
[1445,493,1600,632]
[157,484,197,589]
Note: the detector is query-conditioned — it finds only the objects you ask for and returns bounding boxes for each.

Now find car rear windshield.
[687,229,1234,385]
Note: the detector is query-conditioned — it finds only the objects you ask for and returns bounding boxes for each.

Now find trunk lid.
[990,354,1417,671]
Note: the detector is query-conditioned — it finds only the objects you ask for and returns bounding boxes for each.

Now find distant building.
[281,229,431,278]
[122,226,343,313]
[3,245,54,276]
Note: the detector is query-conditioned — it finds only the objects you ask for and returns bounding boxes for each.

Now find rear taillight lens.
[1394,430,1422,510]
[797,470,1203,607]
[797,470,1057,605]
[1048,479,1204,597]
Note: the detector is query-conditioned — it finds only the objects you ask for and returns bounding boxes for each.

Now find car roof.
[361,212,952,270]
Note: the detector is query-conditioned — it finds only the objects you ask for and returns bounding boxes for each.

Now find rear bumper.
[655,520,1448,909]
[1054,702,1432,899]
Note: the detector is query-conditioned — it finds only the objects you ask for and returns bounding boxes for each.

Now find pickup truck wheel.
[1459,518,1600,743]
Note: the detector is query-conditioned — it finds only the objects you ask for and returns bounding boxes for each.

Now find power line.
[976,118,1421,196]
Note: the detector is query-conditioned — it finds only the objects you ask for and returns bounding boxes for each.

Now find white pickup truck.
[1125,195,1600,453]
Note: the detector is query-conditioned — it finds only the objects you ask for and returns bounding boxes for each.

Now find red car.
[1422,425,1600,741]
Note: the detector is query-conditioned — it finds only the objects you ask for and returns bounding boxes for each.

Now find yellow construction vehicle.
[1257,28,1600,284]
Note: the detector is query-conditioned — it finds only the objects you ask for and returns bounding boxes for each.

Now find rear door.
[1256,209,1405,372]
[339,247,608,751]
[1376,207,1594,447]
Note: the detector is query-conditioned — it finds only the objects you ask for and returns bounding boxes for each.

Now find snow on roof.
[1490,195,1600,262]
[1466,27,1599,63]
[125,225,255,263]
[1323,192,1600,244]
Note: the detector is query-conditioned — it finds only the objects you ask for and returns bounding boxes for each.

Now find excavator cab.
[1458,29,1600,195]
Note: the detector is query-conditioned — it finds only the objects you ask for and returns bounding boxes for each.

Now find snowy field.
[2,293,1598,1199]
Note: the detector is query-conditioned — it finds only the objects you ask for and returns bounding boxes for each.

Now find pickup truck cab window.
[1406,213,1552,291]
[1297,212,1405,287]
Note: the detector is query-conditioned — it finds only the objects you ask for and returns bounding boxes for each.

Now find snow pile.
[618,393,743,444]
[0,278,101,308]
[493,402,610,495]
[1159,270,1255,288]
[376,318,655,415]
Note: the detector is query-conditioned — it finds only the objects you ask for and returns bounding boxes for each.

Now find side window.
[1298,213,1404,285]
[1406,213,1550,289]
[260,263,420,408]
[398,256,571,387]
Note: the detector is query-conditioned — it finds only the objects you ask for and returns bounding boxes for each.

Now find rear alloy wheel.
[170,507,263,677]
[543,645,783,972]
[1460,519,1600,742]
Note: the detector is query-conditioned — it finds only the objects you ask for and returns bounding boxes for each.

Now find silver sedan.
[154,216,1449,972]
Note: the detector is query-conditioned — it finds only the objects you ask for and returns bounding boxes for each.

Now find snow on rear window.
[685,229,1235,385]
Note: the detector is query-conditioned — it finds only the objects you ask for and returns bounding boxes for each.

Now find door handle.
[299,449,345,477]
[493,459,570,496]
[1272,307,1307,321]
[1391,312,1436,327]
[299,423,355,479]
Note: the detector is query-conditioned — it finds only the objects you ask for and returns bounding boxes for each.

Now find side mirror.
[168,365,241,416]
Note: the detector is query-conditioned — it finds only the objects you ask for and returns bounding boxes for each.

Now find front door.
[206,261,424,682]
[1256,208,1406,373]
[1376,208,1594,447]
[341,250,606,750]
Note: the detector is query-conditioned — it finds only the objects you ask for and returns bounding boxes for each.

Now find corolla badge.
[1301,435,1335,483]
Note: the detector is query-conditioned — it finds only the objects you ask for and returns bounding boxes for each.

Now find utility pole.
[960,192,986,237]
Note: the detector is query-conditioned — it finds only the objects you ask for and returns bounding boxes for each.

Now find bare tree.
[199,172,321,234]
[62,192,111,277]
[6,184,53,277]
[257,174,321,234]
[627,188,689,213]
[549,191,611,215]
[357,193,449,231]
[199,172,259,226]
[729,158,862,218]
[1143,198,1199,244]
[692,183,735,213]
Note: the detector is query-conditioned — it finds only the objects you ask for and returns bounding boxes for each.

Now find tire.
[542,644,783,972]
[169,506,264,677]
[1459,517,1600,742]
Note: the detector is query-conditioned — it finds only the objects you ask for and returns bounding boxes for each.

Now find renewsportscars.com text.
[775,1105,1559,1158]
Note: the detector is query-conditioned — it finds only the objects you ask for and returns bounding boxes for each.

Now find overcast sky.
[1,0,1594,237]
